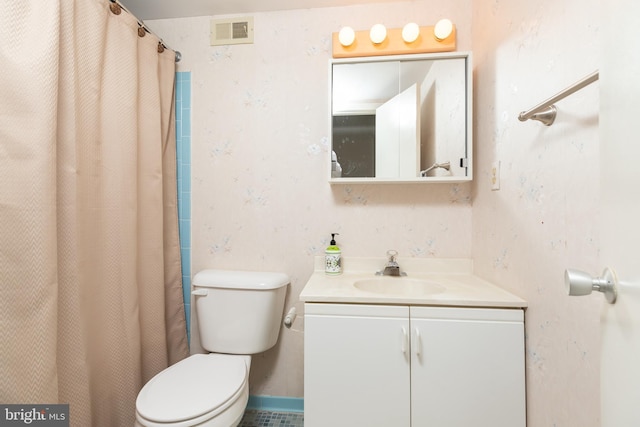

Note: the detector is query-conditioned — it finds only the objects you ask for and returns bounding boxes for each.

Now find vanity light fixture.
[369,24,387,44]
[332,20,456,58]
[434,18,453,41]
[338,26,355,47]
[402,22,420,43]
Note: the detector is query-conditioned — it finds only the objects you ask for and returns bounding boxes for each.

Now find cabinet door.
[304,303,411,427]
[410,306,526,427]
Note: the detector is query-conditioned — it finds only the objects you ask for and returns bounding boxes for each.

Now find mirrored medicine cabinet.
[329,51,472,184]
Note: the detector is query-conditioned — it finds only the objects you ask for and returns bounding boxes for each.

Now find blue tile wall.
[176,72,191,343]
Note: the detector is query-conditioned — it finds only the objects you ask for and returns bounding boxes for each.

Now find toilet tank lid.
[193,269,290,290]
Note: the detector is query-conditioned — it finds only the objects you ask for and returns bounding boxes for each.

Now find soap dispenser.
[325,233,342,275]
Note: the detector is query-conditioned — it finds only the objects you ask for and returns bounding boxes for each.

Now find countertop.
[299,257,527,308]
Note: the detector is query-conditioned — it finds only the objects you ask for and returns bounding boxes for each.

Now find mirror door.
[330,52,472,183]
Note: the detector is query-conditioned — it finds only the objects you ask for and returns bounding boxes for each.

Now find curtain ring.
[157,42,165,53]
[138,27,146,37]
[109,2,122,15]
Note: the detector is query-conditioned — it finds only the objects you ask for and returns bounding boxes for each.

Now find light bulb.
[434,18,453,41]
[402,23,420,43]
[369,24,387,44]
[338,26,355,47]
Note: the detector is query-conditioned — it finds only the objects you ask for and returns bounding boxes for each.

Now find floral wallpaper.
[149,0,601,424]
[471,1,600,426]
[149,0,473,399]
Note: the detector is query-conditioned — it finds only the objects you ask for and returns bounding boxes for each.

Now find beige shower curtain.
[0,0,189,425]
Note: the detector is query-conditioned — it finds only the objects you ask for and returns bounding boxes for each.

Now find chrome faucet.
[376,250,407,276]
[420,161,450,177]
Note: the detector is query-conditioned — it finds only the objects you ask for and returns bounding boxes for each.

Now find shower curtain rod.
[109,0,182,62]
[518,70,599,126]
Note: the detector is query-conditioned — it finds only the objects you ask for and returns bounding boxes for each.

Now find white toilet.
[135,269,290,427]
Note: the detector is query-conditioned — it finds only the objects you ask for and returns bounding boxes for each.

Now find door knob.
[564,267,618,304]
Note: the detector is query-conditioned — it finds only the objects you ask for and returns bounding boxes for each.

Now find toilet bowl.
[134,270,290,427]
[135,354,250,427]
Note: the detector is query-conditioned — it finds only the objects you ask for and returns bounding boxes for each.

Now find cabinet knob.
[414,328,422,358]
[401,327,408,355]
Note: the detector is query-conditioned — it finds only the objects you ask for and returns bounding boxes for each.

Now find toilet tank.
[192,269,290,354]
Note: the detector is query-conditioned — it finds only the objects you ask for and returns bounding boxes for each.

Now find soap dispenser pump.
[325,233,342,275]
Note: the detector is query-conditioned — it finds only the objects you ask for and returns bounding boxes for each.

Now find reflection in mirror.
[330,52,472,183]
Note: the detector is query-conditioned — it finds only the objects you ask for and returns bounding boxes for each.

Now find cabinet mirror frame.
[329,51,473,184]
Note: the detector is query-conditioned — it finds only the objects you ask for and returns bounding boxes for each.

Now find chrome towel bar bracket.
[518,71,599,126]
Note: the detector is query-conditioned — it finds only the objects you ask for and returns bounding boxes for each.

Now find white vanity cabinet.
[304,303,526,427]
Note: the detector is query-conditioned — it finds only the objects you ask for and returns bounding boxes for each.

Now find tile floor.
[239,409,304,427]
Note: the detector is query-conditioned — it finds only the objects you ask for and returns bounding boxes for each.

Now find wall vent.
[210,17,254,46]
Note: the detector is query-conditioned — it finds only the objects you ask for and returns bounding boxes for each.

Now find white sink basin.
[354,277,446,296]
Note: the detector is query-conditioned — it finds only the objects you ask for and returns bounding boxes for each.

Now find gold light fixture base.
[332,25,456,58]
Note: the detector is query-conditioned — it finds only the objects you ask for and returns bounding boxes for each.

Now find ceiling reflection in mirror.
[330,52,472,183]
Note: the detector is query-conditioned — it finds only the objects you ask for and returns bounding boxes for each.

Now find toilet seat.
[136,354,248,426]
